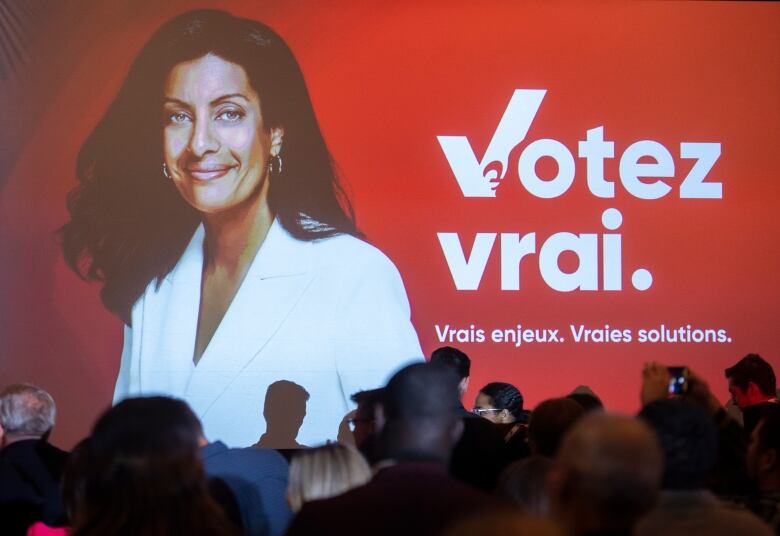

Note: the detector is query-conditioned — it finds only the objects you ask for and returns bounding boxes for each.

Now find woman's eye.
[168,112,191,124]
[217,109,244,122]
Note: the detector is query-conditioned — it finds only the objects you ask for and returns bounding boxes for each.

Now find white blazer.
[114,219,423,447]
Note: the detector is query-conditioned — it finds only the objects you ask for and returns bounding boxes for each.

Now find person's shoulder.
[638,493,774,536]
[206,443,288,469]
[310,233,400,275]
[36,441,69,468]
[285,484,369,535]
[312,232,387,259]
[708,499,776,534]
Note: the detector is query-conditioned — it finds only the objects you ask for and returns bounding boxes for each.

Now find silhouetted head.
[496,456,554,515]
[747,405,780,492]
[72,396,234,535]
[430,346,471,397]
[528,398,585,457]
[376,362,463,463]
[639,398,718,490]
[550,414,662,536]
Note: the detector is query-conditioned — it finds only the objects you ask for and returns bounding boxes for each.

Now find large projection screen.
[1,1,778,448]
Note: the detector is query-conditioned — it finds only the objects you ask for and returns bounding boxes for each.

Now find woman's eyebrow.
[163,97,190,107]
[162,94,249,106]
[210,93,249,105]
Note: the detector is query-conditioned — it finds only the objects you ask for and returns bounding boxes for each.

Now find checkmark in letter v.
[437,89,546,197]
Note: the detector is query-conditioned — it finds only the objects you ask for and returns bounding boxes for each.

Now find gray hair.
[0,384,56,437]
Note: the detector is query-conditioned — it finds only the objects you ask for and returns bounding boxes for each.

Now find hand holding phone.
[667,366,689,395]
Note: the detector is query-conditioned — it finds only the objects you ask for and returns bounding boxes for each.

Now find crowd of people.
[0,350,778,535]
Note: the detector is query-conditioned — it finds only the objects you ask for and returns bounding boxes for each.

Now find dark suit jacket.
[286,461,496,536]
[201,441,292,536]
[450,405,506,491]
[0,439,68,536]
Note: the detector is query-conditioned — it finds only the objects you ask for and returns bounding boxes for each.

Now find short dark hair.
[725,354,776,396]
[430,346,470,380]
[528,398,585,458]
[638,398,718,490]
[350,388,384,412]
[479,382,524,420]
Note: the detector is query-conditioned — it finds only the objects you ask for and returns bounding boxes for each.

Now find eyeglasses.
[347,418,373,432]
[472,408,502,415]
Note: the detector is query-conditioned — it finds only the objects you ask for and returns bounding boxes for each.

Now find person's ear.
[449,417,464,446]
[746,382,766,402]
[0,423,5,447]
[761,448,778,472]
[270,127,284,156]
[547,465,567,511]
[374,403,387,435]
[459,377,469,397]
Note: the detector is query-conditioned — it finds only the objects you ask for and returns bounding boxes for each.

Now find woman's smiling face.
[163,54,282,215]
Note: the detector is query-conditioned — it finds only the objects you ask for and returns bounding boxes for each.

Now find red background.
[1,1,778,448]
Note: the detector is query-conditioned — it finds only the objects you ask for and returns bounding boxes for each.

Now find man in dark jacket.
[286,363,500,536]
[0,384,68,536]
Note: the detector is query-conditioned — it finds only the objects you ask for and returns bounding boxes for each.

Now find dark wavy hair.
[479,381,524,420]
[60,9,359,321]
[70,397,237,536]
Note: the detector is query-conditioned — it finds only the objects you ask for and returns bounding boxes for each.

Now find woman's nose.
[189,118,219,157]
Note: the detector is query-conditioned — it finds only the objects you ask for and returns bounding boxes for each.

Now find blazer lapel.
[137,224,204,398]
[183,219,315,417]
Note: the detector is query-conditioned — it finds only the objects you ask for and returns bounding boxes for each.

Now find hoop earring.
[162,162,172,180]
[268,154,283,176]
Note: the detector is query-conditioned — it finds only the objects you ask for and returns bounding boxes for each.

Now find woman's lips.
[186,165,233,181]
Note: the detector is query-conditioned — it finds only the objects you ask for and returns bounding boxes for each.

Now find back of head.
[528,398,585,457]
[756,407,780,459]
[750,405,780,490]
[383,362,461,421]
[496,457,555,515]
[566,393,604,413]
[286,443,371,512]
[639,398,718,490]
[725,353,776,397]
[72,396,234,536]
[379,363,463,462]
[430,346,471,380]
[551,414,662,535]
[0,383,56,442]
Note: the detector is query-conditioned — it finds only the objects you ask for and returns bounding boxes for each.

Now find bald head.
[383,362,461,420]
[377,363,463,462]
[551,414,662,536]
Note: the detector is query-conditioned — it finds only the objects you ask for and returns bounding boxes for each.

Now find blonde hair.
[287,443,371,512]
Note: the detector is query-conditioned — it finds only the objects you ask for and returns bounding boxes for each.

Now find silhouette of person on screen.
[254,380,309,449]
[60,9,422,447]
